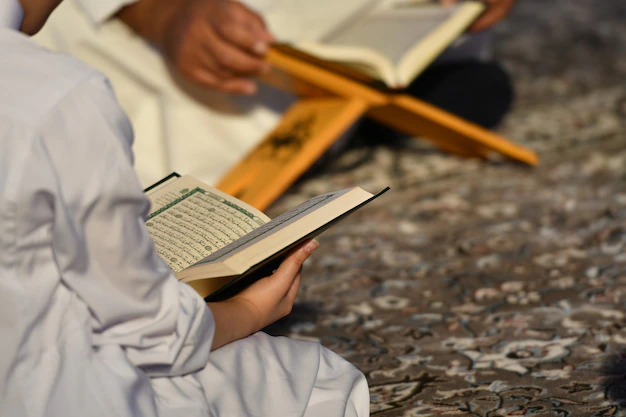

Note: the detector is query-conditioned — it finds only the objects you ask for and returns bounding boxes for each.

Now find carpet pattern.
[266,1,626,415]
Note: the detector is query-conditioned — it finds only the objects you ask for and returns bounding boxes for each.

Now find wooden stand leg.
[368,94,539,165]
[216,98,368,210]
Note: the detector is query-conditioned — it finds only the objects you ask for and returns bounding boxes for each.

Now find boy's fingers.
[274,240,319,282]
[284,270,301,303]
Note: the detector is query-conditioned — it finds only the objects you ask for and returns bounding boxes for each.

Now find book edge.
[397,1,486,86]
[204,187,390,301]
[144,172,181,194]
[287,1,485,88]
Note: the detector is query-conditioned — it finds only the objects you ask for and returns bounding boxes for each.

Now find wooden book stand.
[216,46,538,210]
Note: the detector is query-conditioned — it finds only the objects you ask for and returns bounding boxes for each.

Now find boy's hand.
[440,0,515,32]
[232,240,319,332]
[207,240,318,350]
[118,0,274,95]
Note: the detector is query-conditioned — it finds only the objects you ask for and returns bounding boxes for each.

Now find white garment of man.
[0,2,369,416]
[35,0,297,188]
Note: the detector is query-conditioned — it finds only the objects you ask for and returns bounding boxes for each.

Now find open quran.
[145,173,388,301]
[265,0,485,88]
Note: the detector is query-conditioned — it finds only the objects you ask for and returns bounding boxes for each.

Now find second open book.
[267,0,485,88]
[145,174,388,301]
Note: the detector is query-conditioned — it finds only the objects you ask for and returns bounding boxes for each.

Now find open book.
[145,174,389,301]
[265,0,485,88]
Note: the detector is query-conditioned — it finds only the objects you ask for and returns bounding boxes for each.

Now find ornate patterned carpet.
[265,1,626,415]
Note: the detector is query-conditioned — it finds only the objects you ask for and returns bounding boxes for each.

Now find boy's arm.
[208,240,318,350]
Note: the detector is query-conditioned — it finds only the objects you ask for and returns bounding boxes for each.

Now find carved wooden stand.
[216,47,538,210]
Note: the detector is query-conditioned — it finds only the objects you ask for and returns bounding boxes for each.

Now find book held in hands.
[145,174,388,301]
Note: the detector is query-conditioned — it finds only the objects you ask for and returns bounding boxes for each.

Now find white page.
[324,3,456,66]
[145,176,271,272]
[195,188,359,265]
[264,0,378,42]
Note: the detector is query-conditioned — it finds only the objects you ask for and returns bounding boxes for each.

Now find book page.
[264,0,377,42]
[146,176,270,273]
[397,1,485,85]
[290,0,483,86]
[323,3,456,67]
[195,188,360,266]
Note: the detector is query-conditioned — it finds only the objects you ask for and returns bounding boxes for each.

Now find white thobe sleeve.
[74,0,139,24]
[43,74,214,377]
[73,0,275,26]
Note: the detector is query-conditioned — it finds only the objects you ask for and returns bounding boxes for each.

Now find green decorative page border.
[147,187,265,226]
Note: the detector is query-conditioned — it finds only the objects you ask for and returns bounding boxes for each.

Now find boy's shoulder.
[0,29,108,128]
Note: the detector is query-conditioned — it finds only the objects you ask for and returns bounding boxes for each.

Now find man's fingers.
[195,46,235,79]
[469,0,515,32]
[218,21,270,56]
[469,17,492,33]
[205,30,270,75]
[191,70,258,94]
[182,41,259,94]
[187,69,222,90]
[218,78,258,95]
[236,4,275,43]
[217,4,275,54]
[469,13,501,32]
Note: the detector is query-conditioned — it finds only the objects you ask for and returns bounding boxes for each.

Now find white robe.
[0,3,369,416]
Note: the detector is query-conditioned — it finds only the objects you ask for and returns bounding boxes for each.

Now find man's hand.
[441,0,515,32]
[208,240,319,350]
[118,0,275,94]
